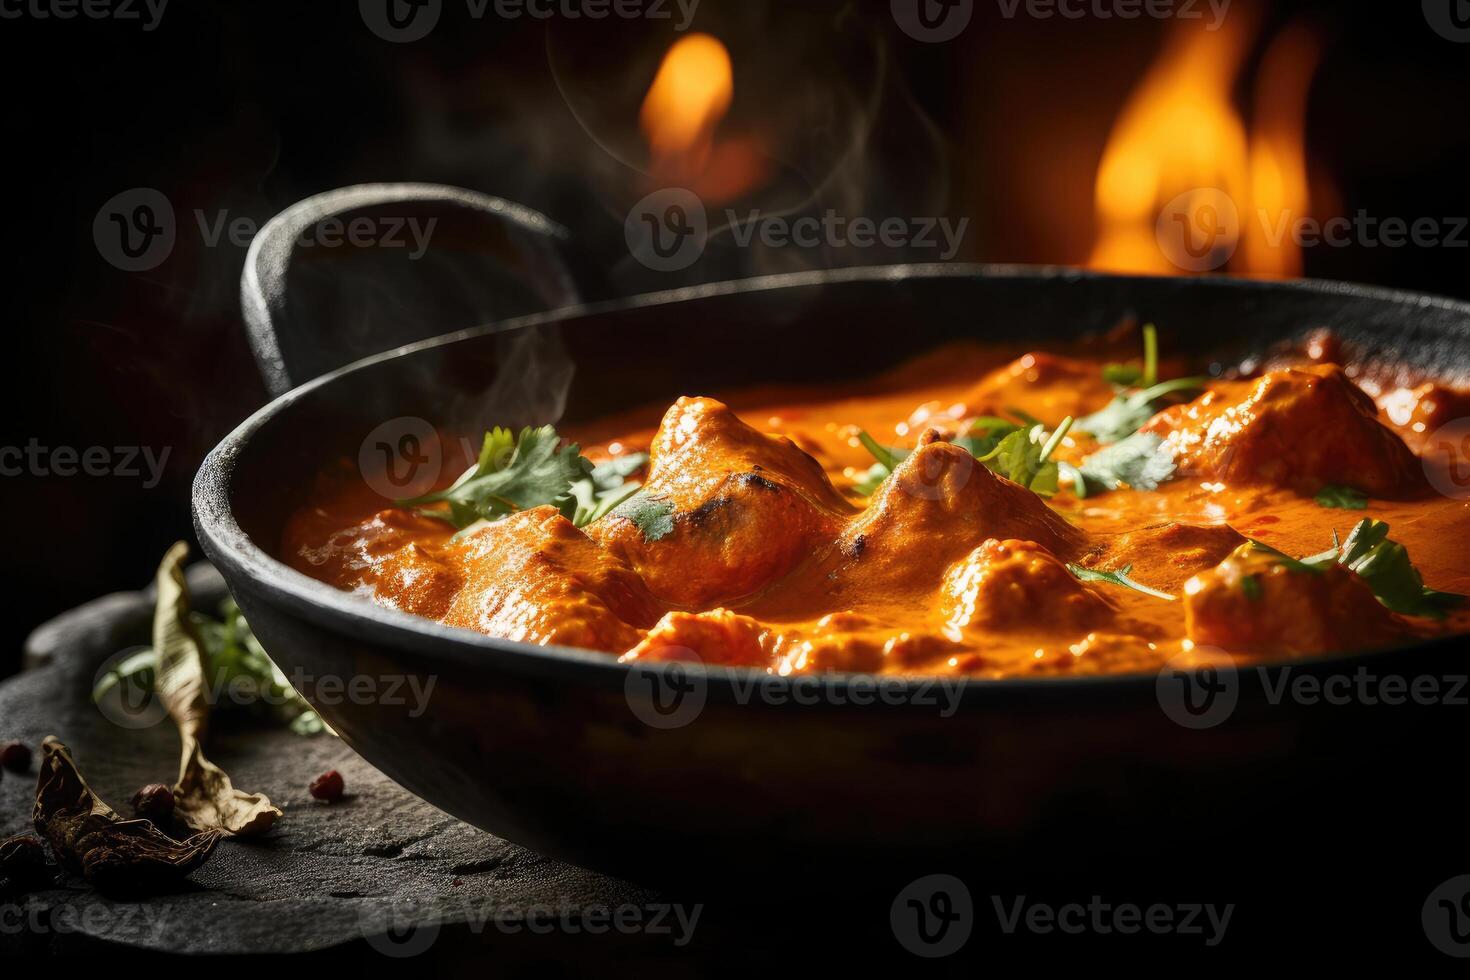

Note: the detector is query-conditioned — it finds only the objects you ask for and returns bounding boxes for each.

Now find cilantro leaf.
[977,417,1073,497]
[1336,519,1390,566]
[852,416,1059,498]
[1075,376,1209,444]
[1260,519,1466,620]
[955,417,1025,460]
[1102,363,1144,387]
[1057,461,1089,499]
[1101,323,1159,388]
[1248,538,1324,576]
[610,492,676,542]
[851,432,909,496]
[1315,485,1368,511]
[1299,529,1344,567]
[399,425,591,530]
[856,431,901,471]
[1082,324,1209,443]
[1067,563,1176,601]
[568,453,649,527]
[1074,431,1178,494]
[1330,520,1465,618]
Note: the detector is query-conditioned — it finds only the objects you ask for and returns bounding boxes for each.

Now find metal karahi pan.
[194,183,1470,894]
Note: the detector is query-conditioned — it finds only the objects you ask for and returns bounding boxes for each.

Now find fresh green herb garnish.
[1324,520,1465,619]
[1102,363,1143,387]
[1101,323,1160,388]
[1005,406,1045,429]
[1240,574,1264,601]
[1057,461,1088,499]
[857,431,902,472]
[398,426,644,532]
[852,416,1023,498]
[1078,324,1208,444]
[1334,519,1388,566]
[977,417,1074,497]
[1254,520,1466,620]
[851,431,907,496]
[1067,563,1177,601]
[611,493,676,542]
[400,425,588,530]
[1075,376,1208,444]
[1314,485,1369,511]
[1072,431,1178,496]
[93,598,322,735]
[1247,538,1325,576]
[961,417,1025,460]
[568,453,650,527]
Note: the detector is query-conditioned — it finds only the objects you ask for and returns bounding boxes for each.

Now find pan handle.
[241,183,580,397]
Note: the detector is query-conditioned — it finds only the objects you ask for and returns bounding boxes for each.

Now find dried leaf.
[154,542,281,836]
[33,737,220,896]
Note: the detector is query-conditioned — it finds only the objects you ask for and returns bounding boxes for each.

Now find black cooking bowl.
[194,185,1470,889]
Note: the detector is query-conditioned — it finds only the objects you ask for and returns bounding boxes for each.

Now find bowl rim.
[192,262,1470,704]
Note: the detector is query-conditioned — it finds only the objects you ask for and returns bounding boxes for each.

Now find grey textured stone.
[0,565,657,955]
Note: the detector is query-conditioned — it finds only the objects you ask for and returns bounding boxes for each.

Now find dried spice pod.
[0,834,53,890]
[33,737,221,896]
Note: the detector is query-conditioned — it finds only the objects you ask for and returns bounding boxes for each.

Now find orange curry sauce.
[282,336,1470,678]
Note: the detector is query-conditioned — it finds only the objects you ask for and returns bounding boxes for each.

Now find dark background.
[2,0,1469,680]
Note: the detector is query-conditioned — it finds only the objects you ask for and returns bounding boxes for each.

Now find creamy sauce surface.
[283,338,1470,677]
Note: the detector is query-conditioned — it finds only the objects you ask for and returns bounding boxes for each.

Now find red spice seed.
[309,770,345,802]
[0,742,32,773]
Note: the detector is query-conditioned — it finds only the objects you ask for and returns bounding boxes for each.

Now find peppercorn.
[0,741,30,773]
[309,769,345,803]
[131,783,176,823]
[0,835,51,887]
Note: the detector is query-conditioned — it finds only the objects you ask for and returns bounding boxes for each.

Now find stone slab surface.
[0,566,668,957]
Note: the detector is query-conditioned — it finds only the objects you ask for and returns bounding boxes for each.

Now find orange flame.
[1089,18,1322,277]
[1089,20,1252,274]
[1242,23,1323,277]
[639,33,768,203]
[640,33,734,182]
